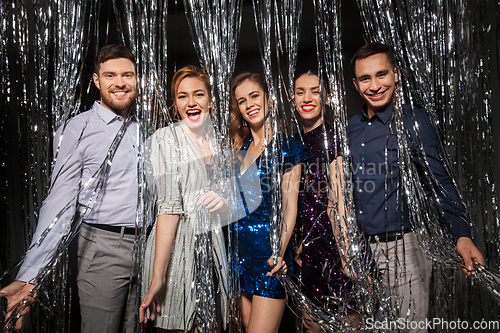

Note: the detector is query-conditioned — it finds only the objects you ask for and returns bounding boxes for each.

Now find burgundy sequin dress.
[295,123,354,311]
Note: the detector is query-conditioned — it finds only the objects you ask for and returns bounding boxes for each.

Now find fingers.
[196,191,212,206]
[266,257,287,277]
[472,248,485,266]
[456,237,484,276]
[267,257,275,268]
[140,294,155,324]
[1,281,36,330]
[196,191,227,212]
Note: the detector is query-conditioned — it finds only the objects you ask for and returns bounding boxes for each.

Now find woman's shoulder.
[277,132,301,146]
[277,133,307,163]
[148,123,184,150]
[153,123,182,138]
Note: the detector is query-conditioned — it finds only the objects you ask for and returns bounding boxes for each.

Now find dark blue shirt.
[348,102,471,242]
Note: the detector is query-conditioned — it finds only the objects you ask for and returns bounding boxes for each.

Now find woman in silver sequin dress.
[139,66,229,332]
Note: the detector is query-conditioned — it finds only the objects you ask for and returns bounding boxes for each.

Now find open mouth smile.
[301,104,316,112]
[247,109,259,118]
[187,109,202,121]
[112,90,129,97]
[367,89,388,101]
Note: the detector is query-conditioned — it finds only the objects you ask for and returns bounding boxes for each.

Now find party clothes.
[143,123,228,330]
[295,124,353,310]
[348,102,471,331]
[17,101,140,333]
[348,102,471,240]
[234,134,307,299]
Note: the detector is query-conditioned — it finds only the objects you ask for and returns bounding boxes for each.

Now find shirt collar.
[360,101,394,125]
[92,101,137,124]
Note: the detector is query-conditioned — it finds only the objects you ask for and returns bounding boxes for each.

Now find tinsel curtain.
[1,0,499,332]
[1,0,167,331]
[182,0,243,330]
[1,0,95,330]
[356,0,500,329]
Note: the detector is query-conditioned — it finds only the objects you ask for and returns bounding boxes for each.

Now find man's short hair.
[94,44,137,74]
[350,42,397,76]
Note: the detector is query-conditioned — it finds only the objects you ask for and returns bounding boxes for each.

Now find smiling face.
[352,52,399,118]
[294,73,323,132]
[175,76,211,131]
[234,79,268,129]
[93,57,138,118]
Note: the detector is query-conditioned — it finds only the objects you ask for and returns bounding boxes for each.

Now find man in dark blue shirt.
[348,42,483,332]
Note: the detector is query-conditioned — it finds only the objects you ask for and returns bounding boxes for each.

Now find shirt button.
[368,122,372,125]
[361,143,365,147]
[359,210,363,214]
[359,166,362,170]
[358,189,363,192]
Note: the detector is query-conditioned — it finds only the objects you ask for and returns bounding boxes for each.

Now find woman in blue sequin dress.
[293,72,356,332]
[229,72,307,333]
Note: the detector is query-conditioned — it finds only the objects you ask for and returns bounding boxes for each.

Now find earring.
[242,120,248,127]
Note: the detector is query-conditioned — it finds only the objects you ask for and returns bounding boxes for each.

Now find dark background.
[2,0,499,332]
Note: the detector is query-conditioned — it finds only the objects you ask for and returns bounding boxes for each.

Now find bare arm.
[327,156,351,277]
[268,163,301,275]
[139,213,180,323]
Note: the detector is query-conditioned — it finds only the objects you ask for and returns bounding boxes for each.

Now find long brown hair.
[171,65,212,120]
[229,72,266,150]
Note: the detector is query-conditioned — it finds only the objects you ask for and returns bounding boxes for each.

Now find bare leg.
[241,291,286,333]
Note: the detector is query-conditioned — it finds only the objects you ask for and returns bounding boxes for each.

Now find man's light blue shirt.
[17,101,139,282]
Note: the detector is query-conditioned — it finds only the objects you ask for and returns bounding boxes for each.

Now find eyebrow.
[296,85,320,90]
[177,89,206,96]
[356,74,370,81]
[356,69,390,81]
[102,70,135,75]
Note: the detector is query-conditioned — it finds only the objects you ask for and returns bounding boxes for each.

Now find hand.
[139,278,164,324]
[293,244,303,267]
[0,281,36,330]
[196,191,228,213]
[456,237,484,276]
[267,257,287,277]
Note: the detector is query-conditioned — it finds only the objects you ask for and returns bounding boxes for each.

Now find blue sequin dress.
[233,134,307,299]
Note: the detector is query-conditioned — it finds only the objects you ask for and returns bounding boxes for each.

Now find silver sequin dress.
[142,122,229,330]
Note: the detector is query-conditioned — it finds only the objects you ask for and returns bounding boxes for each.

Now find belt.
[369,228,412,243]
[85,223,139,235]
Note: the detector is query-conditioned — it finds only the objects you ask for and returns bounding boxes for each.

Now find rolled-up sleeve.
[151,128,183,215]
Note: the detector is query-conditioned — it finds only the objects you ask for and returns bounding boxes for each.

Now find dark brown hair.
[171,65,212,120]
[350,42,397,76]
[229,72,267,150]
[293,69,318,88]
[94,44,136,74]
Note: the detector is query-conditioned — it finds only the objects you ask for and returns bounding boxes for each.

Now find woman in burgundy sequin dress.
[293,72,357,332]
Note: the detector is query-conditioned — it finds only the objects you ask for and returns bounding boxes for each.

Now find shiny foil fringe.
[356,0,500,330]
[182,0,242,330]
[1,0,499,332]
